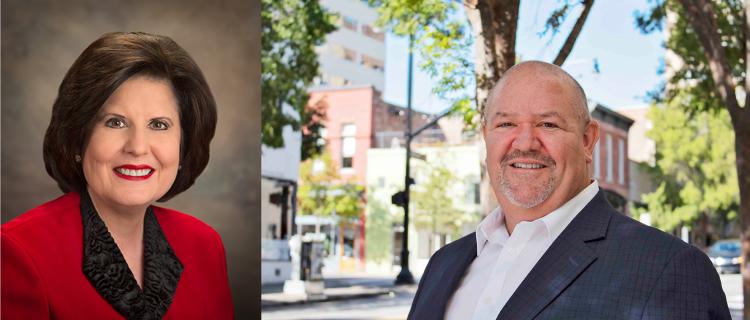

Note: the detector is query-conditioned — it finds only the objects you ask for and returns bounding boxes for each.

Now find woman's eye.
[149,120,169,130]
[104,118,126,128]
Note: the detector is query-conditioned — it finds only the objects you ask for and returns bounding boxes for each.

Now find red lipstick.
[113,164,155,181]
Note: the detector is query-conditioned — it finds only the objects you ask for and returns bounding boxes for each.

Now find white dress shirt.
[445,181,599,320]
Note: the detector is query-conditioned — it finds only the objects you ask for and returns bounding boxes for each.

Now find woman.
[1,32,234,319]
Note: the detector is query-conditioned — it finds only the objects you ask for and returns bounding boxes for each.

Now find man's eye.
[497,122,514,128]
[540,122,558,128]
[105,118,126,128]
[149,120,169,130]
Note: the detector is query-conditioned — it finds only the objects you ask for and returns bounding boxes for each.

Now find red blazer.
[1,192,234,319]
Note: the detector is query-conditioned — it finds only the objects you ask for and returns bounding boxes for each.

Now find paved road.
[262,274,744,320]
[262,286,415,320]
[720,273,743,320]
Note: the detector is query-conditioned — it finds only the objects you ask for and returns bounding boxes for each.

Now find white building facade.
[365,144,482,276]
[316,0,386,91]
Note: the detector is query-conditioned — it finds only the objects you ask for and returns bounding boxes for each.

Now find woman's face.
[83,76,181,213]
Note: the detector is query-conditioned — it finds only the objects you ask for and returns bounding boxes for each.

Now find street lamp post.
[395,33,417,285]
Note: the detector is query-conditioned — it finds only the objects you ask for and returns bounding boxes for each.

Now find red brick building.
[306,85,439,271]
[590,103,634,213]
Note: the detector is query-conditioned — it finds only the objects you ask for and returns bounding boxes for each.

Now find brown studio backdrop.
[1,0,261,317]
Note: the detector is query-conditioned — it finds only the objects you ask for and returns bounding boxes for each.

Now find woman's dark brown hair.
[43,32,217,201]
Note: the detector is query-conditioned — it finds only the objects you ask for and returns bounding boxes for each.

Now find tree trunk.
[737,125,750,318]
[742,0,750,315]
[464,0,519,115]
[464,0,520,216]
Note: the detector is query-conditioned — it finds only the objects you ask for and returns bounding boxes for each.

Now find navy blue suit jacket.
[408,191,731,319]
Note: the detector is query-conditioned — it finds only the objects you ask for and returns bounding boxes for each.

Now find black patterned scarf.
[80,190,183,319]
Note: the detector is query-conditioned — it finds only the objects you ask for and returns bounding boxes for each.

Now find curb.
[261,288,395,309]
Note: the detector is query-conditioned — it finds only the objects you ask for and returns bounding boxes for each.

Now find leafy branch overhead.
[372,0,595,130]
[261,0,337,159]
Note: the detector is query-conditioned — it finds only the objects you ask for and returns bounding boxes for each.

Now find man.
[408,61,730,319]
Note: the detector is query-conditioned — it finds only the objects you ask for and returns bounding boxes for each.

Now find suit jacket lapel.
[496,190,613,320]
[422,234,477,318]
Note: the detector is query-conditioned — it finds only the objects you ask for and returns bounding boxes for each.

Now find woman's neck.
[87,189,146,240]
[86,187,146,288]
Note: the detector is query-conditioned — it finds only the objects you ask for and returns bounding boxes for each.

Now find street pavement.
[720,274,743,320]
[262,273,415,320]
[262,273,743,320]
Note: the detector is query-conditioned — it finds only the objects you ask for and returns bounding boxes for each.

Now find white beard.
[498,167,556,209]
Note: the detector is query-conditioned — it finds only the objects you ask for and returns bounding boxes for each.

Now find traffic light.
[391,191,407,207]
[269,192,284,206]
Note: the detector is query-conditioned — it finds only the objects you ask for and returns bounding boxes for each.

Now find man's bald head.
[482,61,590,129]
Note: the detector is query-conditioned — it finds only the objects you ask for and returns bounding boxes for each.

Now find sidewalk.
[261,273,418,309]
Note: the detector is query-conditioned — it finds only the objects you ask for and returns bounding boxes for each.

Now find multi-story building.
[619,107,657,216]
[315,0,386,91]
[305,85,444,272]
[589,102,635,213]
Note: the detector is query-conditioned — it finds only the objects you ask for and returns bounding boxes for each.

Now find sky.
[381,1,666,114]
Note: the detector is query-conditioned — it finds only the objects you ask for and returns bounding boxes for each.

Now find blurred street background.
[261,0,748,318]
[261,273,742,320]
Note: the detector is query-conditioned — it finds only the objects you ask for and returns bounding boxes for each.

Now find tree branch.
[553,0,595,66]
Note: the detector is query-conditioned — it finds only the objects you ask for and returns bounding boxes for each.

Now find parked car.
[707,239,741,274]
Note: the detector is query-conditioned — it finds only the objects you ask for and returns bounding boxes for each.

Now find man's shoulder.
[605,211,694,260]
[610,212,685,245]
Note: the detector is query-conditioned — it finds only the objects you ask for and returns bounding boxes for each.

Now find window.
[593,140,600,179]
[317,127,327,147]
[618,138,625,185]
[326,75,350,86]
[361,54,384,72]
[341,124,356,170]
[342,16,358,31]
[343,47,357,62]
[465,177,480,204]
[362,24,385,42]
[330,44,357,63]
[606,134,613,182]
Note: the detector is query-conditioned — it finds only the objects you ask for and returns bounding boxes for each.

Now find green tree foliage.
[297,152,364,219]
[372,0,477,127]
[261,0,337,159]
[411,161,476,239]
[365,193,395,264]
[639,92,738,232]
[372,0,594,129]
